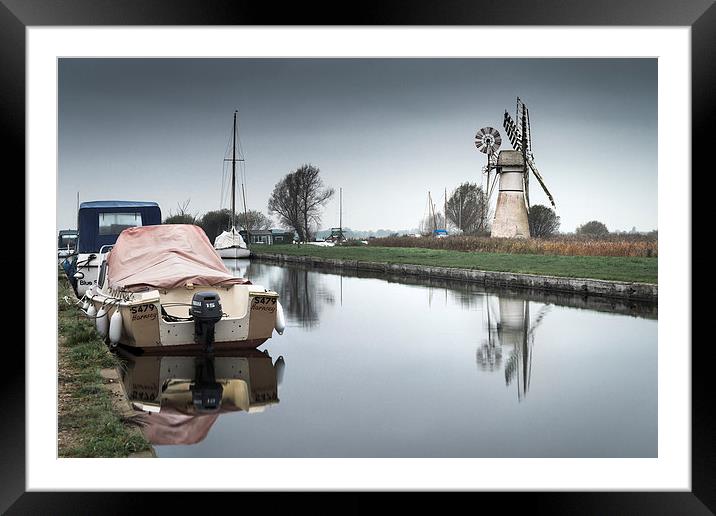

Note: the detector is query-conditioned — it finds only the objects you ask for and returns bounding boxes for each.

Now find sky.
[58,58,657,233]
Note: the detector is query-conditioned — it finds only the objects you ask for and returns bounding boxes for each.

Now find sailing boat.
[214,110,251,259]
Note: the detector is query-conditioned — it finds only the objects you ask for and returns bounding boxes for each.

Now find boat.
[119,348,284,445]
[214,110,251,259]
[57,229,78,264]
[64,201,162,298]
[80,224,285,351]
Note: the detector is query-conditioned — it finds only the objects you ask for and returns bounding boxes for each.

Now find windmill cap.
[497,150,525,166]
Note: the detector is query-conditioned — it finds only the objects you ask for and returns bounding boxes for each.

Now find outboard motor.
[191,353,223,413]
[191,292,223,352]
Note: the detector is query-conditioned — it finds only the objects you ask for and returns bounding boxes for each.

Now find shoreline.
[251,251,658,303]
[58,273,154,458]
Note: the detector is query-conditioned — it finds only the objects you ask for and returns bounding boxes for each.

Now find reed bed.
[366,234,657,257]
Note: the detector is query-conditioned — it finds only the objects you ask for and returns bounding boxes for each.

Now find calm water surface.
[123,259,657,458]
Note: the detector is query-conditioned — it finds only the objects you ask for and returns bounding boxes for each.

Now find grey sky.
[58,58,656,233]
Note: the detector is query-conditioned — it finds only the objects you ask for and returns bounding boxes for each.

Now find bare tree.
[164,199,198,225]
[268,164,334,241]
[445,183,488,234]
[268,173,303,240]
[528,204,560,238]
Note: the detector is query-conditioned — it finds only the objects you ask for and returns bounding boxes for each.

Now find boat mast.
[236,111,250,245]
[231,110,237,232]
[444,187,447,231]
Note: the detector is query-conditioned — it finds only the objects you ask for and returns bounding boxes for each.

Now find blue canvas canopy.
[77,200,161,253]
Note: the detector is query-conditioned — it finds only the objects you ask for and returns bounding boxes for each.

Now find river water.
[122,259,657,458]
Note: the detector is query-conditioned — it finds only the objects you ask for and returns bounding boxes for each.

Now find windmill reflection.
[119,348,285,446]
[477,295,550,401]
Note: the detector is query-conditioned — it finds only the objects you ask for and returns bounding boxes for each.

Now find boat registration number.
[130,304,156,314]
[252,296,277,305]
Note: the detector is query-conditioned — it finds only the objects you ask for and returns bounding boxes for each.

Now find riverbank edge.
[251,252,658,302]
[58,274,155,458]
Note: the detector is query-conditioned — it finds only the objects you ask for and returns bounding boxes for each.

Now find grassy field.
[58,274,152,457]
[257,245,658,284]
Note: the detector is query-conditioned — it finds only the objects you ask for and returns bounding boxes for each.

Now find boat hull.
[86,284,279,350]
[216,246,251,258]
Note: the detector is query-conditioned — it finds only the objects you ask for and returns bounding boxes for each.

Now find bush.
[576,220,609,236]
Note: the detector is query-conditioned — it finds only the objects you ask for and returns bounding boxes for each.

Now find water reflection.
[119,348,284,446]
[224,258,336,329]
[478,296,551,401]
[182,260,658,458]
[222,257,251,279]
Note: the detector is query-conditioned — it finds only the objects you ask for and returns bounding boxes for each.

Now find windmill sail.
[526,156,556,208]
[503,111,521,151]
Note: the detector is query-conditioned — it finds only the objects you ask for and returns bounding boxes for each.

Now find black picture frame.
[6,0,709,513]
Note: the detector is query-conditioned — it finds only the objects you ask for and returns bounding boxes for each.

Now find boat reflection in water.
[119,348,285,445]
[477,295,550,401]
[221,258,251,280]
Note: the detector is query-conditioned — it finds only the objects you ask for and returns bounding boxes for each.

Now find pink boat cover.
[107,224,250,291]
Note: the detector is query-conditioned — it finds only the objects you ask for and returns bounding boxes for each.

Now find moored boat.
[214,227,251,258]
[81,224,285,351]
[213,110,252,259]
[65,201,162,298]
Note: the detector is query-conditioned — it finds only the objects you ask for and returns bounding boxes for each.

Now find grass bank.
[58,274,152,457]
[256,245,658,284]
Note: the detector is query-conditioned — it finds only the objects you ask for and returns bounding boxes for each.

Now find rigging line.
[220,161,227,208]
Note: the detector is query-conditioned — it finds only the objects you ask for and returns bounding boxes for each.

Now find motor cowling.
[191,292,223,352]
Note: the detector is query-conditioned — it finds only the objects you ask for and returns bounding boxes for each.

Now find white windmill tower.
[490,97,556,238]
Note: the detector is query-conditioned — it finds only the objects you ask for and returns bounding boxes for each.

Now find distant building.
[325,227,346,243]
[239,229,296,245]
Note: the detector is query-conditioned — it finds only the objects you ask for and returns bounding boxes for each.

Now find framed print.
[6,0,711,512]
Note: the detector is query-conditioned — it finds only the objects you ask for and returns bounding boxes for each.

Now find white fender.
[275,301,286,335]
[81,298,90,311]
[109,308,123,345]
[274,356,285,386]
[87,303,96,318]
[96,306,109,338]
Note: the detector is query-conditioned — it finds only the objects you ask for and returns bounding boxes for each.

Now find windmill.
[501,98,556,222]
[474,127,502,231]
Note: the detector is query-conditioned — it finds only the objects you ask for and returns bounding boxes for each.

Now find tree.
[163,199,198,225]
[268,164,334,241]
[199,209,273,243]
[528,204,560,238]
[237,210,273,232]
[445,182,489,234]
[576,220,609,236]
[199,209,233,243]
